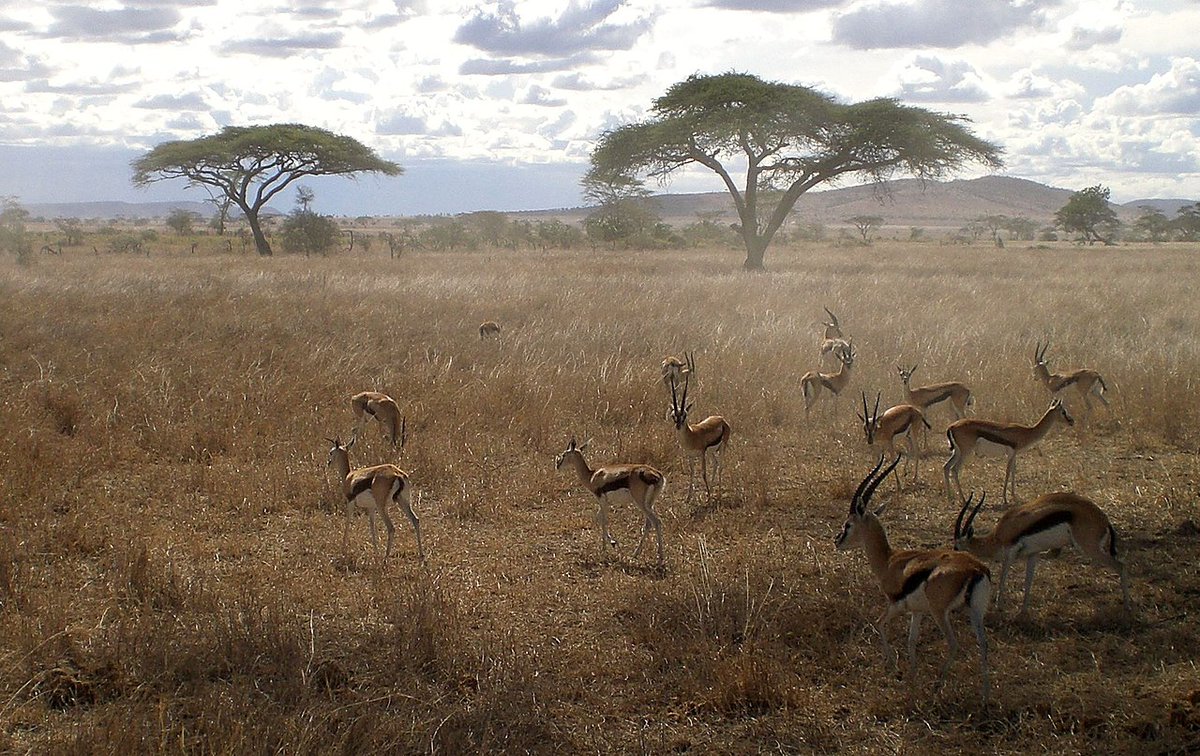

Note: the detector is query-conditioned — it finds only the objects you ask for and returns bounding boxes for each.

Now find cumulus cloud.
[377,110,428,135]
[1064,24,1122,51]
[219,30,344,57]
[702,0,844,10]
[521,85,567,106]
[832,0,1060,49]
[0,41,53,83]
[892,55,989,102]
[1096,57,1200,116]
[551,71,646,90]
[460,53,599,75]
[454,1,652,58]
[45,5,185,44]
[135,92,209,110]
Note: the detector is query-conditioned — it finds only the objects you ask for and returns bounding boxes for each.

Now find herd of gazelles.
[324,311,1125,708]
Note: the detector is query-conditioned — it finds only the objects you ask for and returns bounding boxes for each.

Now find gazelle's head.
[835,455,900,551]
[897,364,917,386]
[857,391,881,444]
[952,492,987,550]
[555,437,589,470]
[326,436,352,470]
[1049,398,1075,426]
[1033,340,1051,370]
[837,341,856,368]
[822,307,843,339]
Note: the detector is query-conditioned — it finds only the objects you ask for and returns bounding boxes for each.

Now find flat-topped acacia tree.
[585,73,1003,270]
[132,124,402,256]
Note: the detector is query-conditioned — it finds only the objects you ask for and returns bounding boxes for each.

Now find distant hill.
[22,177,1195,231]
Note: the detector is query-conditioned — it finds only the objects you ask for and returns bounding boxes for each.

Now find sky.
[0,0,1198,216]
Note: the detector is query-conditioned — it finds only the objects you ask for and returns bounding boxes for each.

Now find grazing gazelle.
[897,365,973,419]
[326,437,423,560]
[554,437,666,567]
[801,342,855,417]
[836,456,993,707]
[660,352,693,388]
[858,391,931,490]
[1033,341,1109,415]
[953,491,1131,616]
[350,391,406,449]
[943,399,1075,505]
[819,306,851,361]
[479,320,502,340]
[668,367,732,504]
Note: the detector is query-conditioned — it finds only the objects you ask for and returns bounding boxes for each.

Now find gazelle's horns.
[823,306,839,327]
[953,493,974,539]
[872,391,881,421]
[669,373,681,412]
[326,436,339,446]
[965,492,987,533]
[400,416,407,448]
[860,390,870,422]
[685,350,696,376]
[862,454,902,510]
[851,455,886,515]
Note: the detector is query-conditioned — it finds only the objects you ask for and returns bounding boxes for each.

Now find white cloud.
[832,0,1061,49]
[1096,57,1200,115]
[890,55,990,102]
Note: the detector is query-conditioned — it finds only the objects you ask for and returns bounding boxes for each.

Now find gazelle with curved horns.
[350,391,406,449]
[858,391,932,490]
[819,306,851,361]
[660,351,693,389]
[943,399,1075,506]
[801,341,855,417]
[954,490,1131,616]
[897,365,973,419]
[554,437,666,567]
[668,363,732,504]
[326,437,423,560]
[835,456,993,708]
[1033,340,1109,414]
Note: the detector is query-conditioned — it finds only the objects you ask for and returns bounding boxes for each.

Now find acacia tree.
[1054,184,1120,245]
[132,124,401,256]
[585,73,1002,270]
[846,214,884,243]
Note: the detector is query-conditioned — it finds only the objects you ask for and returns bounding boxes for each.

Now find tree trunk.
[742,235,768,271]
[246,211,273,256]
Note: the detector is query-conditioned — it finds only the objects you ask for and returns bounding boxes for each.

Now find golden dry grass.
[1,241,1198,753]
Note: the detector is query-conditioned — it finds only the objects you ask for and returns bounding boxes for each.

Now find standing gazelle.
[954,491,1131,616]
[668,367,731,504]
[326,437,423,561]
[858,391,931,490]
[801,342,855,417]
[350,391,406,449]
[1033,341,1109,415]
[943,399,1075,505]
[835,456,993,708]
[554,438,666,567]
[660,352,693,389]
[819,306,851,361]
[897,365,973,419]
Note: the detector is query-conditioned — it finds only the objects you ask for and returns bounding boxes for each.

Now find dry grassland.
[1,241,1198,753]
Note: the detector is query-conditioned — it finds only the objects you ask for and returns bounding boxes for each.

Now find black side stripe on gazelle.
[348,476,374,499]
[596,477,631,496]
[1107,524,1119,557]
[976,429,1018,448]
[930,390,951,406]
[890,567,935,602]
[1016,509,1073,540]
[637,470,663,487]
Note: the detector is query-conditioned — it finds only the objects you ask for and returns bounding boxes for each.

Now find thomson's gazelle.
[668,366,731,504]
[943,399,1075,505]
[836,456,993,707]
[801,342,855,416]
[326,437,423,560]
[858,391,931,490]
[555,438,666,567]
[661,352,693,388]
[1033,341,1109,415]
[897,365,973,419]
[820,307,851,361]
[350,391,406,449]
[954,491,1131,616]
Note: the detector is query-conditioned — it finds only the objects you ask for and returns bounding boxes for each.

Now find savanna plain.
[1,239,1198,754]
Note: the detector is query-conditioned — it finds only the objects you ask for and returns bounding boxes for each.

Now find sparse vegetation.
[0,240,1198,752]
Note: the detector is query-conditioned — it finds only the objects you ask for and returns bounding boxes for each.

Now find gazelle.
[350,391,406,449]
[554,437,666,567]
[954,491,1131,616]
[835,456,992,707]
[326,437,423,560]
[943,399,1075,505]
[1033,341,1109,414]
[668,367,731,504]
[801,342,855,417]
[660,352,693,388]
[858,391,931,490]
[897,364,973,419]
[479,320,502,340]
[819,306,851,361]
